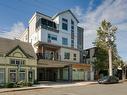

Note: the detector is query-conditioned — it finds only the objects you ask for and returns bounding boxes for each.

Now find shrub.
[17,81,26,87]
[0,84,5,88]
[5,83,16,88]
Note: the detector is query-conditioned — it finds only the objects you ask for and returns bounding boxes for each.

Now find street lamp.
[105,25,117,76]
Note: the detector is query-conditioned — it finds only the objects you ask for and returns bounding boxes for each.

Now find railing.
[36,53,61,61]
[41,25,59,33]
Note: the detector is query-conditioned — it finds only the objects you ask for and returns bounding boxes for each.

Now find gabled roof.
[52,10,79,23]
[6,45,33,58]
[0,37,36,59]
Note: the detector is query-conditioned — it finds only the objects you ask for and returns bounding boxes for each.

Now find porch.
[36,42,61,61]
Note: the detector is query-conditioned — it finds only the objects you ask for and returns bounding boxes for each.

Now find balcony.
[41,24,59,33]
[36,53,61,61]
[36,18,59,33]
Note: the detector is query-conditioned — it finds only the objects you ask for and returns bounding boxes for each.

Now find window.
[0,69,5,83]
[62,18,68,30]
[41,18,57,29]
[73,53,76,60]
[10,59,25,65]
[64,52,70,59]
[19,70,26,81]
[71,39,74,47]
[71,26,74,30]
[48,34,57,41]
[62,37,68,45]
[10,69,16,83]
[16,60,20,65]
[71,20,74,25]
[71,20,74,47]
[71,20,74,31]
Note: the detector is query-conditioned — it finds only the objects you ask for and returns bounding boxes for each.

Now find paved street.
[1,82,127,95]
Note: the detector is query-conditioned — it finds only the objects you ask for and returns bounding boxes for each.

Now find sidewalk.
[0,81,97,93]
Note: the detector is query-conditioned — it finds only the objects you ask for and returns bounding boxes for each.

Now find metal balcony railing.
[36,53,61,61]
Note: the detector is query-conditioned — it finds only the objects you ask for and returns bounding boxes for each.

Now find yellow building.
[0,38,37,84]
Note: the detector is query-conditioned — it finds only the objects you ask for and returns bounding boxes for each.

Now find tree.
[93,20,123,78]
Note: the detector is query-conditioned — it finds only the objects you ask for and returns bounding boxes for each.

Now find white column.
[90,65,94,80]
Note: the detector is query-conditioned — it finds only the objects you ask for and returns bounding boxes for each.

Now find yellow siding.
[8,48,27,58]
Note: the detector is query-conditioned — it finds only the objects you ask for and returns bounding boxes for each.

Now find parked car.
[98,76,119,84]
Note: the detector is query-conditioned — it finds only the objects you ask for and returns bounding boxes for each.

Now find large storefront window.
[9,69,16,83]
[0,69,5,83]
[19,70,26,81]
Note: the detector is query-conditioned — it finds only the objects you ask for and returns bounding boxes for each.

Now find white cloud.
[72,0,127,60]
[0,22,25,39]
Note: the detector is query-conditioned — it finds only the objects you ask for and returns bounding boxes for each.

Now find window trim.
[64,52,70,59]
[9,69,17,83]
[73,53,77,60]
[0,68,5,84]
[62,18,68,30]
[62,37,68,45]
[48,34,57,41]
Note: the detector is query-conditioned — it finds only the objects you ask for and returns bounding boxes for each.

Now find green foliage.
[17,81,33,87]
[1,81,33,88]
[5,83,16,88]
[93,48,108,72]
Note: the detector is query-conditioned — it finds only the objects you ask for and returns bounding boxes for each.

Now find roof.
[0,37,36,59]
[36,11,52,19]
[52,10,79,23]
[77,26,84,32]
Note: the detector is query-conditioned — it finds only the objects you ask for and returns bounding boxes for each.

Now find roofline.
[77,26,84,32]
[52,9,79,23]
[29,11,52,24]
[36,11,52,18]
[84,47,96,51]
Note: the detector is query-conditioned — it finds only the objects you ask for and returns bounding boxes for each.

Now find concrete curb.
[0,82,97,93]
[0,86,50,93]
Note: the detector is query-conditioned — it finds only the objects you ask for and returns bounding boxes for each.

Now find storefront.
[37,60,70,81]
[72,64,92,81]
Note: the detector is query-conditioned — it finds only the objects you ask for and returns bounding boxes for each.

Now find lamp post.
[105,26,117,76]
[17,63,21,82]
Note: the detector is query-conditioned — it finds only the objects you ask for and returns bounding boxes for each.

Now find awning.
[37,59,70,68]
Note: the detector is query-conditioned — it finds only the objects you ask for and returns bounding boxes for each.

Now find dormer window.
[62,18,68,30]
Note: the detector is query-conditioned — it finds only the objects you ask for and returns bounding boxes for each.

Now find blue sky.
[0,0,127,61]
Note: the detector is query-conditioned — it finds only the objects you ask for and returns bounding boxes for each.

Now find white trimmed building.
[20,10,93,81]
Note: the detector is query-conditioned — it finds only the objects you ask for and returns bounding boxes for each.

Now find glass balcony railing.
[41,24,59,33]
[36,53,61,61]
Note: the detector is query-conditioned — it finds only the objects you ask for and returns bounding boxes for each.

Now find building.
[0,38,37,84]
[83,47,97,64]
[83,47,97,80]
[77,27,84,63]
[20,10,92,81]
